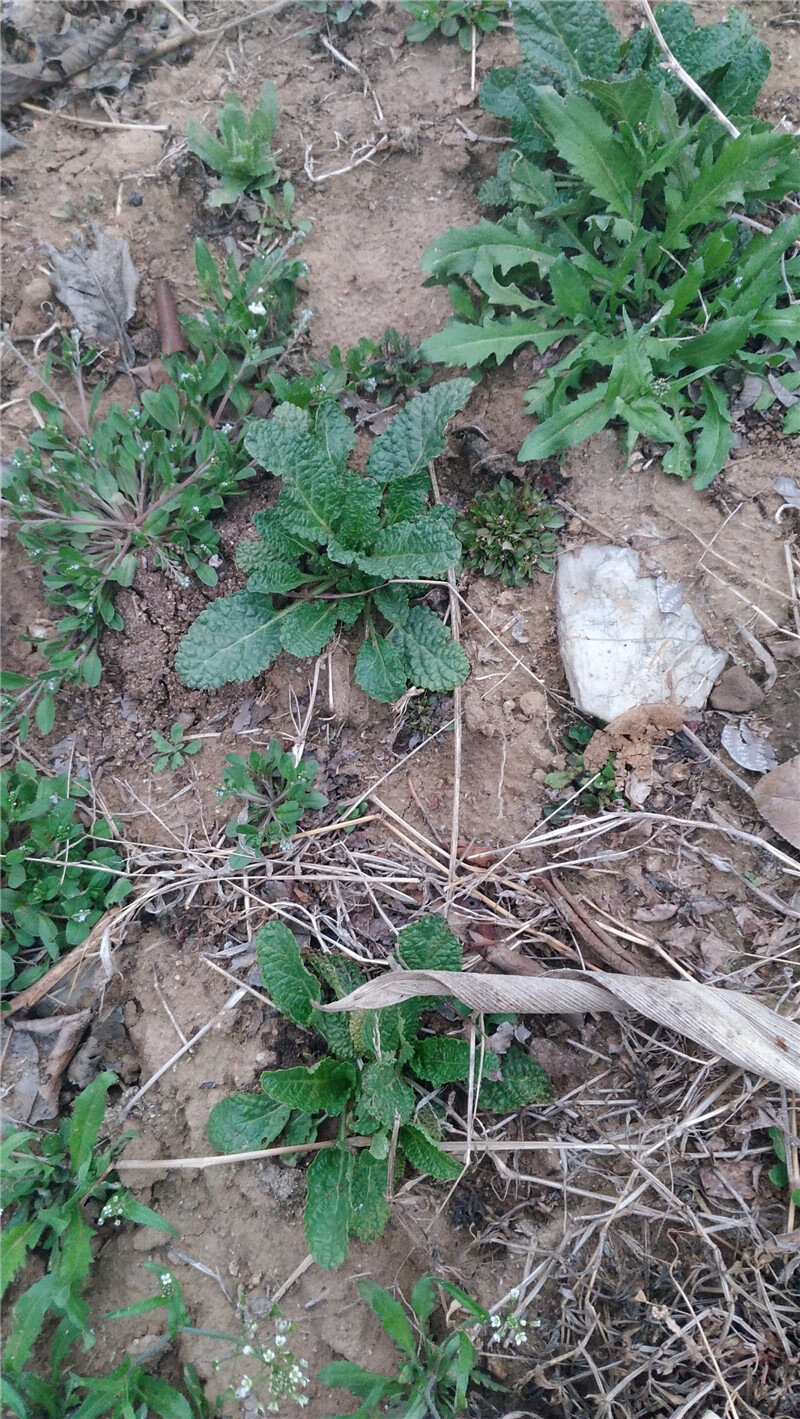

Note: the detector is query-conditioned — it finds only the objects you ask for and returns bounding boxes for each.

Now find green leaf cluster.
[1,242,306,740]
[218,739,328,863]
[403,1,507,50]
[186,81,296,223]
[207,915,553,1267]
[457,476,565,584]
[1,1073,173,1387]
[767,1127,800,1206]
[419,0,800,487]
[543,721,624,823]
[318,1275,501,1419]
[175,381,475,703]
[150,722,204,774]
[270,325,435,413]
[0,762,133,998]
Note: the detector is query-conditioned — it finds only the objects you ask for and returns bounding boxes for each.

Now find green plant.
[767,1127,800,1207]
[207,914,552,1268]
[184,236,311,384]
[269,326,435,415]
[457,476,564,584]
[0,762,132,997]
[419,0,800,487]
[301,0,368,21]
[543,722,623,822]
[403,1,507,50]
[318,1275,504,1419]
[219,740,328,864]
[175,381,475,704]
[150,721,204,773]
[0,1072,173,1390]
[1,242,306,740]
[186,81,295,221]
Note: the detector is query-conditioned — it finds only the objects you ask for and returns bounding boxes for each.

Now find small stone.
[710,666,764,713]
[519,689,545,720]
[128,192,143,207]
[176,710,196,729]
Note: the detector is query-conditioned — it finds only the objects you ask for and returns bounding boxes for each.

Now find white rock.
[556,544,727,722]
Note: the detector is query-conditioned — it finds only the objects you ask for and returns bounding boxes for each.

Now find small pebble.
[128,192,143,207]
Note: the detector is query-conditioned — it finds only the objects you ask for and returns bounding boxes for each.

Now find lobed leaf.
[175,591,283,689]
[393,605,470,692]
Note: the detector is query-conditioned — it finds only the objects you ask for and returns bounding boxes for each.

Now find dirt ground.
[2,2,800,1417]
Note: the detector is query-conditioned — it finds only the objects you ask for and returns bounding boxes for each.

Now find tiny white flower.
[220,422,233,434]
[234,1376,252,1399]
[242,1345,255,1356]
[276,1318,290,1333]
[515,1332,527,1346]
[264,1349,275,1363]
[274,1333,286,1348]
[247,328,258,339]
[248,300,267,315]
[490,1315,501,1328]
[508,1287,520,1299]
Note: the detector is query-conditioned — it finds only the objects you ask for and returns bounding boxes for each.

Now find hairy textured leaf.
[260,1058,356,1115]
[207,1094,290,1153]
[355,510,461,579]
[355,635,407,703]
[175,591,283,688]
[412,1037,499,1087]
[276,463,342,542]
[393,605,470,692]
[359,1060,414,1128]
[381,470,431,526]
[279,601,338,658]
[513,0,619,89]
[372,583,410,626]
[305,1145,352,1269]
[396,915,463,972]
[349,1153,391,1242]
[244,415,314,480]
[335,472,383,550]
[398,1123,462,1180]
[365,378,473,484]
[478,1044,553,1110]
[315,399,357,468]
[255,920,320,1025]
[244,560,312,594]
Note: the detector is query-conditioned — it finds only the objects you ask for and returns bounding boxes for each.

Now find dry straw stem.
[322,971,800,1092]
[639,0,741,138]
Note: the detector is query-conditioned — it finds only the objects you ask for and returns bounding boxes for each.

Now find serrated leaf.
[207,1094,290,1153]
[349,1153,391,1242]
[398,1123,462,1180]
[518,381,613,461]
[260,1058,356,1115]
[359,1060,414,1128]
[279,601,338,658]
[175,591,283,689]
[664,132,799,246]
[536,88,638,221]
[420,316,560,369]
[255,920,320,1025]
[355,510,461,579]
[245,560,312,594]
[393,605,470,693]
[355,636,408,704]
[396,915,463,971]
[366,379,473,484]
[68,1070,116,1182]
[305,1145,352,1269]
[413,1036,492,1086]
[513,0,620,89]
[335,473,383,550]
[478,1044,553,1110]
[357,1281,417,1359]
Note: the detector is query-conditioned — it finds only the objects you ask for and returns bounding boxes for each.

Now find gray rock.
[710,665,764,712]
[556,544,727,722]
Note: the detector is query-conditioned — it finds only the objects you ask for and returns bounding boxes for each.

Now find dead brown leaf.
[752,755,800,850]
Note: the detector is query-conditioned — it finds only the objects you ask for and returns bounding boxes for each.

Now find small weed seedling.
[0,1072,173,1390]
[270,326,434,415]
[404,1,507,50]
[0,762,132,997]
[207,915,552,1268]
[457,476,564,585]
[318,1275,505,1419]
[420,1,800,485]
[301,0,369,21]
[187,81,296,224]
[219,740,328,864]
[543,723,623,822]
[150,721,203,773]
[768,1127,800,1208]
[176,381,475,704]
